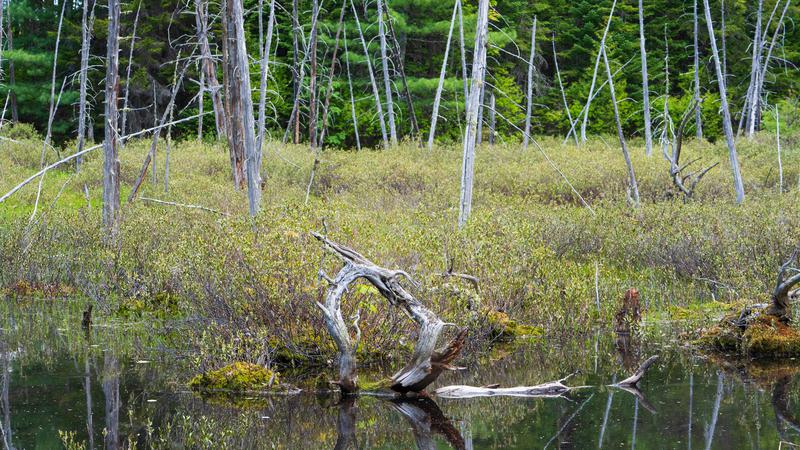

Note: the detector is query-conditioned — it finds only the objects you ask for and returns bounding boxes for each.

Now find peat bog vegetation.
[1,125,800,448]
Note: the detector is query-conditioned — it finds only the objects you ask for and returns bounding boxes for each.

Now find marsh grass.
[1,125,799,369]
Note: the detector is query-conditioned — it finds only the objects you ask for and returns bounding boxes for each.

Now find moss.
[743,315,800,357]
[484,310,543,342]
[695,324,741,352]
[189,362,281,393]
[359,378,392,391]
[670,301,738,322]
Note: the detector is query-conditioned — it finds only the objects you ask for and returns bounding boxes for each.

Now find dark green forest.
[1,0,798,147]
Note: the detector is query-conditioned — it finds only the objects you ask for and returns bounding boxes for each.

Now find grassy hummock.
[189,362,282,393]
[698,314,800,358]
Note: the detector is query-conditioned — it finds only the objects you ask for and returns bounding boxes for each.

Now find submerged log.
[312,232,466,395]
[613,355,659,387]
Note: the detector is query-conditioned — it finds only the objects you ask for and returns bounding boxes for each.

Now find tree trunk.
[746,0,764,137]
[602,47,640,207]
[428,0,459,150]
[103,0,121,234]
[343,27,361,151]
[42,1,67,162]
[580,0,617,143]
[291,0,300,144]
[638,0,653,155]
[377,0,397,145]
[693,0,703,139]
[309,0,319,149]
[488,91,495,145]
[120,2,141,140]
[720,0,727,86]
[77,0,97,172]
[223,0,260,216]
[195,0,227,140]
[457,0,468,116]
[382,1,419,140]
[351,0,388,149]
[553,36,578,146]
[256,0,276,158]
[522,17,537,150]
[318,0,347,147]
[701,0,745,204]
[6,7,17,123]
[458,0,489,229]
[777,107,783,193]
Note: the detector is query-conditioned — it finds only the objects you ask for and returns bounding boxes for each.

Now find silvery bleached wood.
[755,0,791,132]
[720,0,727,85]
[77,0,96,172]
[343,27,361,151]
[197,67,204,141]
[382,1,419,139]
[164,53,180,193]
[458,0,489,228]
[457,0,468,115]
[602,46,640,207]
[702,0,745,204]
[428,0,459,150]
[693,0,702,139]
[42,0,67,165]
[580,0,618,144]
[552,36,578,146]
[282,2,317,145]
[6,5,17,123]
[291,0,300,144]
[121,2,141,140]
[746,0,764,137]
[351,0,388,148]
[256,0,277,157]
[638,0,653,155]
[488,91,495,145]
[195,0,227,140]
[377,0,397,145]
[776,106,783,193]
[309,0,319,148]
[103,0,122,233]
[522,17,536,150]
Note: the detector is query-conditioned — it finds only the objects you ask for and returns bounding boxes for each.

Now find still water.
[1,299,799,449]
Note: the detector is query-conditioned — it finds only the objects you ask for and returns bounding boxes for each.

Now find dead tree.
[382,1,420,140]
[458,0,490,228]
[309,0,319,148]
[291,0,300,144]
[668,100,719,200]
[553,35,577,146]
[351,0,388,149]
[720,0,727,85]
[637,0,653,155]
[776,106,783,193]
[6,6,17,123]
[42,0,67,166]
[120,2,141,139]
[222,0,260,216]
[427,0,459,150]
[256,0,277,154]
[746,0,764,137]
[343,27,361,150]
[488,92,495,145]
[692,0,702,139]
[377,0,397,145]
[701,0,745,204]
[195,0,227,139]
[312,232,466,395]
[765,246,800,322]
[103,0,122,233]
[522,17,537,150]
[76,0,96,172]
[602,47,640,207]
[319,0,347,147]
[580,0,617,144]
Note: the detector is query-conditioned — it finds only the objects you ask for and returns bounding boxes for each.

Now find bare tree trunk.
[6,7,17,123]
[553,36,578,146]
[746,0,764,137]
[351,0,388,148]
[77,0,96,172]
[84,352,94,450]
[224,0,260,215]
[638,0,653,155]
[488,91,495,145]
[458,0,490,229]
[756,0,791,132]
[42,0,67,162]
[580,0,617,143]
[102,353,120,450]
[720,0,727,86]
[776,106,783,193]
[522,17,537,150]
[476,83,485,145]
[164,54,179,193]
[702,0,745,204]
[103,0,122,234]
[256,0,276,157]
[195,0,227,140]
[120,2,141,140]
[319,0,347,147]
[151,81,158,184]
[693,0,702,139]
[377,0,397,145]
[197,65,204,141]
[343,27,361,150]
[457,0,468,115]
[428,0,459,150]
[382,1,419,140]
[602,47,640,207]
[309,0,319,149]
[291,0,300,144]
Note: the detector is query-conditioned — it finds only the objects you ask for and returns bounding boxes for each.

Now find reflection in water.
[598,384,614,448]
[1,338,13,450]
[772,375,800,440]
[389,398,465,450]
[688,371,693,450]
[704,372,724,450]
[334,397,357,450]
[85,349,95,450]
[103,353,120,450]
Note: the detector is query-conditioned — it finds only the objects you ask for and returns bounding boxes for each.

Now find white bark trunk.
[42,1,67,164]
[76,0,96,172]
[256,0,276,158]
[377,0,397,145]
[580,0,617,143]
[553,36,577,146]
[693,0,703,139]
[343,27,361,151]
[746,0,764,137]
[427,0,459,150]
[121,2,141,140]
[103,0,121,232]
[522,17,537,150]
[351,0,388,148]
[638,0,653,155]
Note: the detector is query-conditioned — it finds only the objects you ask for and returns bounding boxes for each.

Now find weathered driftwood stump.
[312,232,466,395]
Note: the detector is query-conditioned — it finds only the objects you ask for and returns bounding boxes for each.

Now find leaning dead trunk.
[602,47,640,207]
[312,232,466,395]
[351,0,388,149]
[77,0,96,172]
[580,0,617,144]
[120,2,141,140]
[377,0,397,145]
[637,0,653,155]
[458,0,490,228]
[522,17,537,150]
[766,246,800,322]
[701,0,745,204]
[692,0,702,139]
[195,0,227,140]
[427,0,459,150]
[103,0,122,234]
[42,1,67,163]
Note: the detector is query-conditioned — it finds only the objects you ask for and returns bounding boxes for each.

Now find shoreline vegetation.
[2,126,799,393]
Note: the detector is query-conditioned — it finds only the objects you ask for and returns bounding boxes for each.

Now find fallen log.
[613,355,659,387]
[312,232,466,395]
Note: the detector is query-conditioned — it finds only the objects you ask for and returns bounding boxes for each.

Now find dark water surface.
[1,299,799,449]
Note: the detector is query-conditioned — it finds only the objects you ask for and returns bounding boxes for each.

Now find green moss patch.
[698,314,800,358]
[189,362,282,393]
[485,310,543,342]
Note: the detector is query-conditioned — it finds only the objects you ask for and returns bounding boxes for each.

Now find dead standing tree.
[668,100,718,200]
[195,0,227,140]
[103,0,122,234]
[637,0,653,156]
[312,232,467,395]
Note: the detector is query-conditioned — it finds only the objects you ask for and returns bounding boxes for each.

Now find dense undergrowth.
[1,123,799,374]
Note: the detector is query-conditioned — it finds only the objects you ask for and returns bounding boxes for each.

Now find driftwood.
[312,232,466,395]
[435,355,658,399]
[766,244,800,322]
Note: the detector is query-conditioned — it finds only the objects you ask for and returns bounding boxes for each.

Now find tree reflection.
[103,352,120,450]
